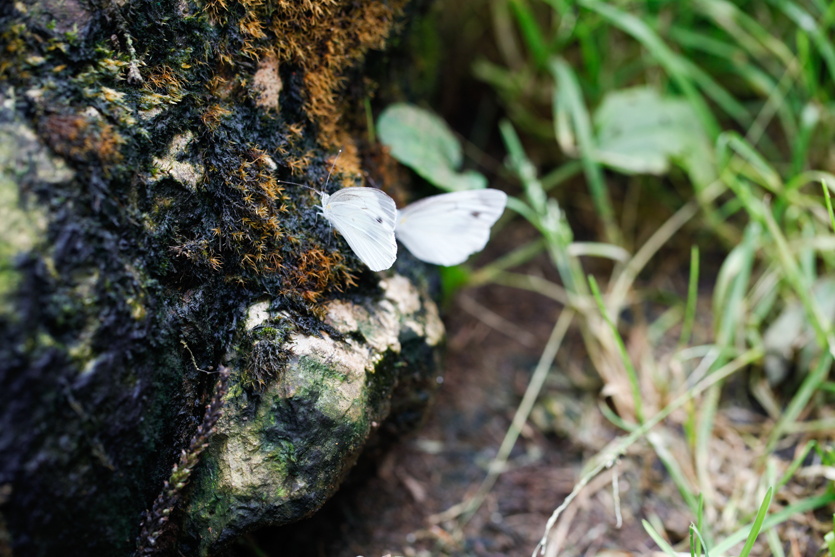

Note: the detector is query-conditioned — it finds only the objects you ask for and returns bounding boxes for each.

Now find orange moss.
[284,244,357,314]
[41,114,124,167]
[188,146,355,305]
[204,0,406,149]
[144,65,184,95]
[284,151,314,177]
[328,141,362,188]
[201,103,232,129]
[175,0,401,310]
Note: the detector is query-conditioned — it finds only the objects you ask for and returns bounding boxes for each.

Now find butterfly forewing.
[322,187,398,272]
[395,189,507,266]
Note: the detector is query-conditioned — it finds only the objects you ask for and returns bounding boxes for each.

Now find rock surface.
[182,275,443,553]
[0,0,441,554]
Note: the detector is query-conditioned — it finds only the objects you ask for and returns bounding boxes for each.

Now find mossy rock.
[182,275,443,553]
[0,0,443,555]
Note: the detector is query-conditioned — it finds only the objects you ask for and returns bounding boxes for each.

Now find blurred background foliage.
[399,0,835,554]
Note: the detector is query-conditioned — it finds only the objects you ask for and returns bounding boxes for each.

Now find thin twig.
[135,366,230,556]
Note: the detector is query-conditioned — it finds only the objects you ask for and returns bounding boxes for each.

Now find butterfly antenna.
[274,178,320,195]
[324,149,342,190]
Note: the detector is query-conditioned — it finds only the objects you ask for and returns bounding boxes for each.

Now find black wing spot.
[376,216,383,223]
[471,211,481,218]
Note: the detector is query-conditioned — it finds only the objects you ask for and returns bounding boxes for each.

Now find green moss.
[254,326,278,338]
[296,354,348,384]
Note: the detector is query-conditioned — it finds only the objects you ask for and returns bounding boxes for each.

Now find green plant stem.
[549,57,620,245]
[678,246,700,348]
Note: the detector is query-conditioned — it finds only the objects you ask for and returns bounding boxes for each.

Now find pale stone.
[245,300,271,330]
[185,273,446,552]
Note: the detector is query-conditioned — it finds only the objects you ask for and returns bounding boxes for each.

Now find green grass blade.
[696,492,709,554]
[643,519,678,557]
[508,0,549,68]
[765,353,833,453]
[716,132,783,193]
[721,168,833,352]
[541,160,582,191]
[578,0,721,138]
[678,246,700,348]
[589,275,643,423]
[690,525,696,557]
[691,523,710,557]
[468,238,546,286]
[500,119,584,295]
[696,0,795,71]
[712,491,835,555]
[765,527,786,557]
[647,432,699,514]
[777,440,817,489]
[678,56,752,128]
[761,200,834,352]
[695,382,720,513]
[549,58,619,244]
[598,399,637,432]
[505,196,540,228]
[716,222,760,347]
[792,103,821,177]
[738,486,773,557]
[648,306,684,345]
[823,180,835,231]
[769,0,835,84]
[500,119,547,214]
[535,348,763,554]
[786,170,835,192]
[669,24,741,59]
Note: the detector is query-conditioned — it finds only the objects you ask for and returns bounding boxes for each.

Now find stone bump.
[181,274,445,554]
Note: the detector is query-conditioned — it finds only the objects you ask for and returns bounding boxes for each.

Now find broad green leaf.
[376,103,487,192]
[593,87,716,190]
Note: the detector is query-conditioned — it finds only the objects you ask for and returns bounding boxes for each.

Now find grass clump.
[421,0,835,555]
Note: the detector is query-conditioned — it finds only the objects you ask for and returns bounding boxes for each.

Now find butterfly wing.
[395,189,507,266]
[323,187,398,272]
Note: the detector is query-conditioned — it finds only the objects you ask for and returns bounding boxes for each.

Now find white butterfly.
[395,189,507,266]
[319,187,398,272]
